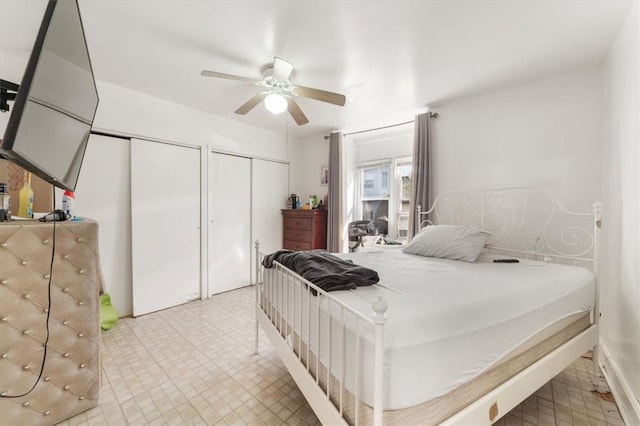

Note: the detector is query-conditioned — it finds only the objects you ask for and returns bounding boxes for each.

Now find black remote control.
[493,259,520,263]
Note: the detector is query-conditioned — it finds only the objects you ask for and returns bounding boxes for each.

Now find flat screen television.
[0,0,99,192]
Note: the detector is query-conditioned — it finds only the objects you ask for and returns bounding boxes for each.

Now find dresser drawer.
[284,217,312,230]
[284,228,312,242]
[283,240,312,251]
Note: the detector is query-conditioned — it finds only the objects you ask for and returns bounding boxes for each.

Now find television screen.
[0,0,98,191]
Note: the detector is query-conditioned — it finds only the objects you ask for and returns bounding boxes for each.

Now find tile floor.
[59,286,625,426]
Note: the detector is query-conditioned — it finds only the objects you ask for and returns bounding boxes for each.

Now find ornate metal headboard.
[417,187,602,269]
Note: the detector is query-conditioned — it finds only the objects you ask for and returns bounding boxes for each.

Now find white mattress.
[280,248,595,410]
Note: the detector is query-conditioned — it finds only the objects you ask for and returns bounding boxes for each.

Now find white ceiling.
[0,0,633,139]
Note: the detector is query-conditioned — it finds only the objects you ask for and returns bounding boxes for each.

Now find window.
[362,165,390,199]
[397,160,412,210]
[356,158,413,240]
[381,171,389,188]
[396,160,412,238]
[359,163,391,236]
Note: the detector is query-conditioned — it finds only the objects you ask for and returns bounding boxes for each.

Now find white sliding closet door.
[251,159,289,283]
[209,152,251,294]
[131,139,201,316]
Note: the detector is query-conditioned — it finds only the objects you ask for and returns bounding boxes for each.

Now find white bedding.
[277,248,595,410]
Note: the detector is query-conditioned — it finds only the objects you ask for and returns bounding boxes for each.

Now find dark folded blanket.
[262,249,379,292]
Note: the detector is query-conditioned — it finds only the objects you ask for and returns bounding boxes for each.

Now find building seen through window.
[358,159,412,241]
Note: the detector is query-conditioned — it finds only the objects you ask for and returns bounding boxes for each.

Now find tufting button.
[79,396,85,400]
[44,376,50,381]
[78,269,85,274]
[1,354,7,358]
[43,308,49,313]
[78,301,84,306]
[44,410,51,416]
[44,274,50,279]
[23,294,30,299]
[77,238,83,242]
[63,254,69,259]
[23,365,29,370]
[63,320,69,325]
[63,353,69,358]
[21,260,28,265]
[0,242,7,247]
[63,385,69,390]
[79,363,85,368]
[43,239,49,244]
[1,391,7,396]
[23,401,30,407]
[23,330,29,335]
[63,287,69,293]
[78,333,84,338]
[1,317,7,322]
[1,280,7,284]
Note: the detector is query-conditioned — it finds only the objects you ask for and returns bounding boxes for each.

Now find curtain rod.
[323,112,438,140]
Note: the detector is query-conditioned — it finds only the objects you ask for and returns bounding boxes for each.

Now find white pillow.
[403,225,490,262]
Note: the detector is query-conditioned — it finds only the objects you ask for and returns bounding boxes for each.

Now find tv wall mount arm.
[0,79,19,113]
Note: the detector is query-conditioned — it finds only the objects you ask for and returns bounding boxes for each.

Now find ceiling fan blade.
[235,92,268,115]
[292,85,346,106]
[201,70,260,84]
[287,98,309,126]
[273,57,294,81]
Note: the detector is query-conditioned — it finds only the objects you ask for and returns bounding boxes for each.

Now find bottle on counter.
[62,190,75,218]
[18,172,34,218]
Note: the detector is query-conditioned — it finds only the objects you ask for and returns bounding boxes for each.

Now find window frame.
[355,157,412,241]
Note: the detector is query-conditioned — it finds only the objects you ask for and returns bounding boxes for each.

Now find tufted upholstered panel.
[0,219,102,425]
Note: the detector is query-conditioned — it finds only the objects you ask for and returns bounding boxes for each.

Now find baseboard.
[598,338,640,426]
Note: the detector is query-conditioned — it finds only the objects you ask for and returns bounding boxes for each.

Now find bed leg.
[591,344,609,393]
[590,202,607,392]
[372,297,388,426]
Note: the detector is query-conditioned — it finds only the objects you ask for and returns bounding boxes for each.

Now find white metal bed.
[254,187,602,425]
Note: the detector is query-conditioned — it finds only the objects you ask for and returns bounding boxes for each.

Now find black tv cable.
[1,186,55,398]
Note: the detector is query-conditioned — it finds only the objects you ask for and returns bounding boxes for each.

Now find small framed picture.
[320,165,329,186]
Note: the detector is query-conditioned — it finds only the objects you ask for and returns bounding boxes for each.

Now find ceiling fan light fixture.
[264,93,287,114]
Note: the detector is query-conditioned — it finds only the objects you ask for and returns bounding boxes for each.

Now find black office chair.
[348,220,378,251]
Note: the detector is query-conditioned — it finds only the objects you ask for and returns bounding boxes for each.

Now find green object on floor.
[100,292,119,331]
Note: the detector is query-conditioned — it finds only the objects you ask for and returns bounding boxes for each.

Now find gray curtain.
[408,113,431,240]
[327,132,343,252]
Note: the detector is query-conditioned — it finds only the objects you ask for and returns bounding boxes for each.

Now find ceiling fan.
[201,57,346,126]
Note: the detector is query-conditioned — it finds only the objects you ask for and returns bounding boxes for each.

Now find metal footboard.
[254,241,387,426]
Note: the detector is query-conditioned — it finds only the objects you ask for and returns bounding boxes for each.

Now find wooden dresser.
[282,209,327,251]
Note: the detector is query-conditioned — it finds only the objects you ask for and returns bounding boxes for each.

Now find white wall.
[353,126,413,163]
[430,67,603,212]
[73,134,132,317]
[94,81,289,161]
[289,134,330,203]
[601,2,640,423]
